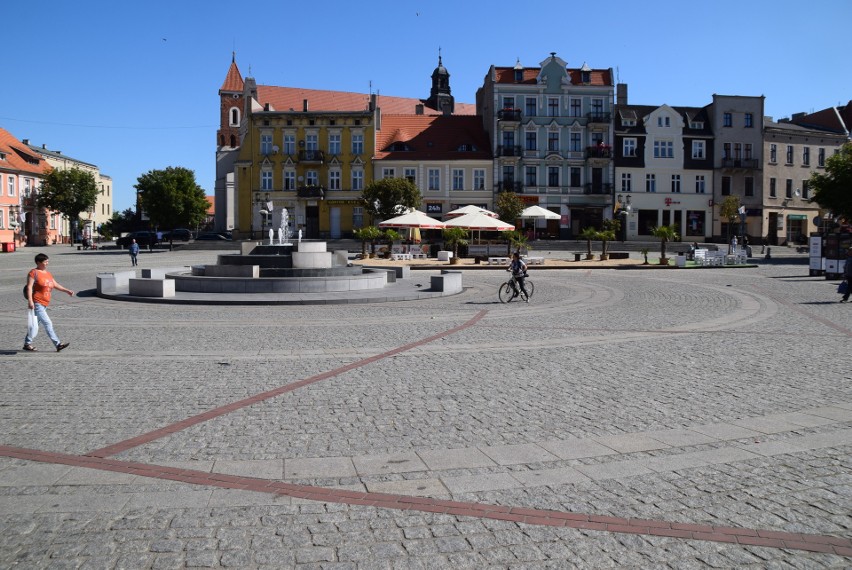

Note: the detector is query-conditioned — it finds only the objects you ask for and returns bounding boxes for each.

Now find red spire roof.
[220,54,244,93]
[0,128,50,175]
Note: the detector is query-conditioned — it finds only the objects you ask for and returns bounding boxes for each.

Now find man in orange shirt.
[23,253,74,352]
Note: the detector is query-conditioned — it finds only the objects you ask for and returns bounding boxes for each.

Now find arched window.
[229,107,240,127]
[229,135,236,147]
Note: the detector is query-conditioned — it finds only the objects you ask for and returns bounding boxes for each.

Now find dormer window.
[389,142,411,152]
[457,144,478,152]
[514,69,523,82]
[690,121,704,129]
[657,116,671,127]
[622,119,636,127]
[581,71,590,83]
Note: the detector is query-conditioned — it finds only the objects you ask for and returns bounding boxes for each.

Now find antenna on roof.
[369,80,372,95]
[616,66,620,83]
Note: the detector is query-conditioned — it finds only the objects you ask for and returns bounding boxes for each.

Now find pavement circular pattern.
[0,247,850,568]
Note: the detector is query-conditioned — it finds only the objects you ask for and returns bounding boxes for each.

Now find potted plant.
[382,229,401,258]
[640,247,650,265]
[354,225,382,258]
[598,219,619,260]
[442,227,469,265]
[651,224,680,265]
[501,230,528,256]
[579,227,598,260]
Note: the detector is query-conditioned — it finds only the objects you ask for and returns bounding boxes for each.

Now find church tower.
[218,52,244,150]
[426,50,454,114]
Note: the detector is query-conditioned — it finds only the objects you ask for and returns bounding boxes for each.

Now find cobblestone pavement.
[0,247,850,568]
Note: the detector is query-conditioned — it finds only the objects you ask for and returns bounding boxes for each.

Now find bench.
[391,252,412,261]
[437,251,453,261]
[129,278,175,298]
[488,257,509,265]
[96,270,136,294]
[202,264,259,277]
[524,256,544,265]
[411,252,427,259]
[430,270,463,294]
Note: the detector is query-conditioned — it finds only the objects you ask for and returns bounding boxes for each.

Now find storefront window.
[637,209,658,235]
[685,210,705,236]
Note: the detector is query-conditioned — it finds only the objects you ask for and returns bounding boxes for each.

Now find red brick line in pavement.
[86,310,488,458]
[753,286,852,337]
[1,444,850,557]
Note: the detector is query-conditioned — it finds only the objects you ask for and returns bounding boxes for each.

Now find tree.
[38,167,99,244]
[495,191,524,224]
[651,224,680,264]
[442,227,469,260]
[353,225,382,256]
[719,195,741,243]
[579,227,598,259]
[360,178,421,223]
[134,167,209,244]
[501,230,528,255]
[809,143,852,221]
[600,219,621,258]
[100,208,136,240]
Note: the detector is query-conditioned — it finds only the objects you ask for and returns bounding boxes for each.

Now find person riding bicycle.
[507,252,530,301]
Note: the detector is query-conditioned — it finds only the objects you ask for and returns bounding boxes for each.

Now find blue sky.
[3,0,849,212]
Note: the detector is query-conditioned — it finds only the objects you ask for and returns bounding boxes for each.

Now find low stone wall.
[129,278,175,298]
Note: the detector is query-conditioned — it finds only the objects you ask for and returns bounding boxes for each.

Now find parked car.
[195,232,233,241]
[160,228,193,241]
[116,231,159,248]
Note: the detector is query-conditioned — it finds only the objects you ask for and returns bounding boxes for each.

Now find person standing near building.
[23,253,73,352]
[128,239,140,266]
[841,248,852,303]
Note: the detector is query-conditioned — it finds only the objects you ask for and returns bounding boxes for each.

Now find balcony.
[586,112,611,124]
[584,183,614,195]
[296,185,326,199]
[497,108,522,122]
[586,145,613,159]
[497,145,523,157]
[721,158,759,169]
[495,180,523,193]
[298,149,325,163]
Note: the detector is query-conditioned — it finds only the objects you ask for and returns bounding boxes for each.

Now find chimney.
[442,103,451,116]
[616,83,628,105]
[791,112,806,121]
[264,103,270,111]
[415,104,424,115]
[22,139,29,145]
[369,94,377,112]
[303,99,309,112]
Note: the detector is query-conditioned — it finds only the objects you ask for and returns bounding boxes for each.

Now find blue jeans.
[25,303,61,347]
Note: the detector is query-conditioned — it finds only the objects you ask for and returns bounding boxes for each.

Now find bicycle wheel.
[524,280,535,299]
[498,282,516,303]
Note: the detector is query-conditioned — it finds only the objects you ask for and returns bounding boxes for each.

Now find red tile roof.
[0,127,50,176]
[493,67,613,86]
[375,115,491,161]
[220,59,244,93]
[205,195,215,215]
[256,85,476,116]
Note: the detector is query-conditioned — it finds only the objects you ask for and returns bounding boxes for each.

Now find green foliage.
[501,230,528,254]
[598,229,616,256]
[354,225,383,255]
[495,191,524,223]
[38,167,99,229]
[579,226,599,256]
[651,224,680,259]
[382,228,401,245]
[135,167,208,237]
[809,143,852,220]
[442,227,469,257]
[360,178,422,223]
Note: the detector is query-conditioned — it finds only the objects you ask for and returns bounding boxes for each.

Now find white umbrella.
[445,205,498,218]
[520,205,561,220]
[444,211,514,243]
[378,210,445,229]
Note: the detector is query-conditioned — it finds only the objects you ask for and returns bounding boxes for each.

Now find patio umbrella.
[520,205,561,220]
[378,210,445,229]
[444,211,515,242]
[445,205,498,218]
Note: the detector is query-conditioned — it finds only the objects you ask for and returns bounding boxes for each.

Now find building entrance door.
[306,206,320,238]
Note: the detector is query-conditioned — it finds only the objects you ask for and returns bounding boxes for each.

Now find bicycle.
[498,272,535,303]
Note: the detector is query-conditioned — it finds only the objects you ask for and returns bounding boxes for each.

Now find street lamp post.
[617,194,632,241]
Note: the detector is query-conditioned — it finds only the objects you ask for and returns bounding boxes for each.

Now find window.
[351,134,364,155]
[802,180,810,200]
[382,168,395,179]
[261,133,273,154]
[570,167,581,187]
[657,116,670,127]
[525,97,536,116]
[473,169,485,190]
[591,99,604,118]
[645,174,656,192]
[502,131,515,150]
[305,134,318,151]
[621,173,632,192]
[283,170,295,190]
[785,179,793,198]
[428,168,440,191]
[284,134,295,155]
[653,140,673,158]
[452,169,464,191]
[695,175,706,194]
[525,166,537,187]
[570,132,581,152]
[745,113,753,127]
[818,147,825,167]
[261,170,273,190]
[24,179,32,196]
[744,176,754,197]
[525,131,537,151]
[229,107,240,126]
[547,97,559,117]
[548,132,559,152]
[8,177,14,196]
[570,98,581,117]
[328,170,341,190]
[328,134,341,155]
[744,143,752,160]
[502,96,515,109]
[352,169,363,191]
[671,174,681,193]
[734,143,742,160]
[770,144,777,163]
[803,146,810,166]
[721,176,731,195]
[623,138,637,157]
[769,177,776,198]
[723,113,732,127]
[548,167,560,187]
[686,211,705,236]
[723,143,731,159]
[404,168,416,184]
[353,206,364,228]
[502,165,515,185]
[0,209,4,229]
[692,140,705,159]
[306,170,318,186]
[786,145,794,164]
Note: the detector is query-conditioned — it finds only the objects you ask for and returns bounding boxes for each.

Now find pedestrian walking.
[23,253,74,352]
[128,238,140,266]
[730,235,738,254]
[840,248,852,303]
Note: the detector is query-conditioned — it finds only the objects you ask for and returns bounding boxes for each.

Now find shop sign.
[787,214,807,220]
[426,203,443,214]
[664,198,681,206]
[519,196,539,204]
[326,199,361,205]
